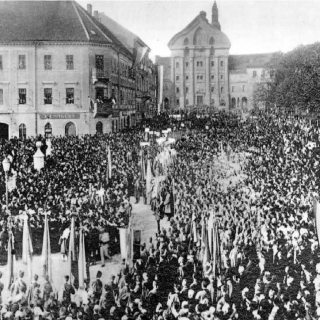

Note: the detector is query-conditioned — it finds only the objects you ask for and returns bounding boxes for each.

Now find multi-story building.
[0,1,157,139]
[156,2,276,113]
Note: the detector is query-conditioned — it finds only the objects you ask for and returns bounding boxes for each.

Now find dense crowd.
[0,112,320,319]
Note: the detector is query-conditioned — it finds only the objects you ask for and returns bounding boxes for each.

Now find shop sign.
[40,113,80,120]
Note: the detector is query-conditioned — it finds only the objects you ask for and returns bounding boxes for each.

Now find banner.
[42,212,52,281]
[78,227,87,289]
[22,215,33,283]
[314,200,320,245]
[132,39,148,68]
[108,147,112,179]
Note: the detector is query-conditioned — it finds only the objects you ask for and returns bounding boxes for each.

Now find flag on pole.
[146,159,152,205]
[68,216,78,285]
[108,147,112,179]
[22,214,33,283]
[42,212,52,280]
[6,232,15,290]
[314,200,320,244]
[78,227,87,289]
[132,39,148,68]
[140,150,145,180]
[212,221,221,278]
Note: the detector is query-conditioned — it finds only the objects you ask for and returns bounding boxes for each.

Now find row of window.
[175,60,224,69]
[231,85,246,92]
[176,86,225,94]
[18,118,134,139]
[176,96,206,106]
[176,74,225,81]
[0,88,76,105]
[0,54,75,71]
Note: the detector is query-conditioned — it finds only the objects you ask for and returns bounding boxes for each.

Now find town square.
[0,1,319,319]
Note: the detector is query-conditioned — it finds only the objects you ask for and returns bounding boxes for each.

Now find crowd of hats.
[0,131,146,259]
[0,112,320,319]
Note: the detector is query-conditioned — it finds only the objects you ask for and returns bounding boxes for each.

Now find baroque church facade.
[156,2,276,112]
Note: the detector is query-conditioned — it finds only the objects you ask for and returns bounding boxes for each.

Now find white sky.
[79,0,320,61]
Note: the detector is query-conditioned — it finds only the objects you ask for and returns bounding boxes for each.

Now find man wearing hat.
[91,270,103,302]
[99,225,111,267]
[58,275,75,307]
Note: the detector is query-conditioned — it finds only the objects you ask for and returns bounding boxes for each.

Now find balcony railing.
[92,68,110,84]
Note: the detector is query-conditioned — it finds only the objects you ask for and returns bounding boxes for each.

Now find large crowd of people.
[0,112,319,319]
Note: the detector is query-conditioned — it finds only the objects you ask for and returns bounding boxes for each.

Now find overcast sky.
[79,0,320,60]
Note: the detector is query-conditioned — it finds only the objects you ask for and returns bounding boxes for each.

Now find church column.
[224,56,229,109]
[205,54,210,106]
[190,50,195,106]
[215,56,219,107]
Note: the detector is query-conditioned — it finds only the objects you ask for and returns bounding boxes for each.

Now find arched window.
[96,122,103,134]
[183,38,189,46]
[19,123,26,139]
[209,37,215,45]
[45,123,52,139]
[242,97,248,108]
[65,122,76,136]
[231,98,236,109]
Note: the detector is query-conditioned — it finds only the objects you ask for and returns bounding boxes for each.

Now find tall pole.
[5,172,8,209]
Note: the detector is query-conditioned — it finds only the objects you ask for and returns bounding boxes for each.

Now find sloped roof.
[0,1,134,57]
[75,3,132,57]
[0,1,109,43]
[98,12,148,54]
[168,11,231,49]
[155,56,171,68]
[229,52,281,70]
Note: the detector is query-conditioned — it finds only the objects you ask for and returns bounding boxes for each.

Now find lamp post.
[2,157,10,210]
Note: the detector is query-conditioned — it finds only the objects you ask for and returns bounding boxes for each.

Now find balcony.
[92,68,110,84]
[93,100,113,118]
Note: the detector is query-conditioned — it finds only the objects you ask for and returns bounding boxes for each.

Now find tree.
[273,43,320,114]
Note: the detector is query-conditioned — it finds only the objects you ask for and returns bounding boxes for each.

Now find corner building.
[0,1,157,139]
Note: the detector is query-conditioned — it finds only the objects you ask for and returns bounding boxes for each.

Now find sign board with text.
[40,113,80,120]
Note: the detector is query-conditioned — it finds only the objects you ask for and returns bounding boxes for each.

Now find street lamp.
[2,157,10,210]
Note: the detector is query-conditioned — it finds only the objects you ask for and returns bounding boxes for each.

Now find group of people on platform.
[0,112,320,319]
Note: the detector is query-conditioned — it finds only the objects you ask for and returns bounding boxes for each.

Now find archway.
[242,97,248,109]
[45,123,52,139]
[19,124,26,140]
[231,98,236,109]
[112,120,114,132]
[96,121,103,134]
[65,122,76,136]
[0,123,9,140]
[127,116,130,127]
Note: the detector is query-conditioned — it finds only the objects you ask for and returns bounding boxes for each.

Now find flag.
[146,159,153,205]
[68,216,78,285]
[78,227,87,289]
[140,150,145,180]
[202,225,211,271]
[108,147,112,179]
[22,215,33,282]
[42,212,52,280]
[132,39,148,68]
[314,200,320,244]
[212,222,221,278]
[6,232,15,290]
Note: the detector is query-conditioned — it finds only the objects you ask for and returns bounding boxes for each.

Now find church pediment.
[168,7,231,50]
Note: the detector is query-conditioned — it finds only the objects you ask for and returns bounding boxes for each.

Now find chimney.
[87,4,92,16]
[94,11,99,19]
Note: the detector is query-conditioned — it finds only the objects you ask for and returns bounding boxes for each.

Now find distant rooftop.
[229,52,282,70]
